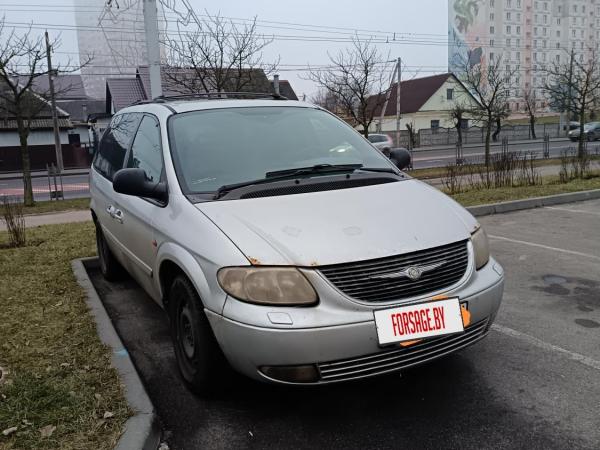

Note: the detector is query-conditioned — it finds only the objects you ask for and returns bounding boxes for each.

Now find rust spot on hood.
[248,257,261,265]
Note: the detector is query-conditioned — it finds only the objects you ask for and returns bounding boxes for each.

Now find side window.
[93,113,140,180]
[127,115,163,183]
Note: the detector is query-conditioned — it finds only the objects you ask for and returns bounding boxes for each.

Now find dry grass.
[0,222,129,450]
[449,174,600,206]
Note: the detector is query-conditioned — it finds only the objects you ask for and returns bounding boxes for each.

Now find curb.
[466,188,600,217]
[72,257,161,450]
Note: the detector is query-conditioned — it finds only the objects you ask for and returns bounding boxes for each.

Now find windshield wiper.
[213,164,398,199]
[265,163,363,178]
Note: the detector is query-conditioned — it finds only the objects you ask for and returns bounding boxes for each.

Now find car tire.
[95,223,125,281]
[169,275,229,395]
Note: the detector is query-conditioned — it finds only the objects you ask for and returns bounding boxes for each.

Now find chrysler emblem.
[370,261,446,281]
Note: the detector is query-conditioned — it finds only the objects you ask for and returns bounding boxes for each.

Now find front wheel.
[169,275,229,395]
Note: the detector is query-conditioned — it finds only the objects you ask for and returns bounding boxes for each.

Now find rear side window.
[93,113,140,180]
[127,115,163,183]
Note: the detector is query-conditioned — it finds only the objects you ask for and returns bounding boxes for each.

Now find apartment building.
[449,0,600,112]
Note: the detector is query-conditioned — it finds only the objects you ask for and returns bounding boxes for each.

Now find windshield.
[584,123,600,131]
[168,106,394,194]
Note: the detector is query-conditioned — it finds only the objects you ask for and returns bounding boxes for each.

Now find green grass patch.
[449,174,600,206]
[22,198,90,216]
[0,222,129,450]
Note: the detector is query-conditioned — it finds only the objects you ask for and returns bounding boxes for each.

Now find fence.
[390,123,565,148]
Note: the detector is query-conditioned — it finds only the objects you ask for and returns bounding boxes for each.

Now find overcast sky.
[2,0,449,98]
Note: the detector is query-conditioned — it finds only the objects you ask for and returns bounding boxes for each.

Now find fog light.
[260,364,320,383]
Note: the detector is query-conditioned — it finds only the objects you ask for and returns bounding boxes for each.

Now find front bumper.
[207,259,504,384]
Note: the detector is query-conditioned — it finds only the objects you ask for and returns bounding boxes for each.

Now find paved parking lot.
[88,199,600,450]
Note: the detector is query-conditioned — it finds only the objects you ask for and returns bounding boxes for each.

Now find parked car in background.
[90,95,504,395]
[367,133,394,155]
[568,122,600,142]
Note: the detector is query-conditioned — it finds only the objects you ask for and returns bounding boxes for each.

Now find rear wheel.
[95,223,125,281]
[169,275,229,395]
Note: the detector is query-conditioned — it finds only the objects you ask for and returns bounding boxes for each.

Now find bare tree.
[449,102,469,145]
[310,88,343,114]
[458,52,514,167]
[162,9,278,94]
[544,49,600,157]
[306,37,391,138]
[522,87,539,139]
[0,20,88,205]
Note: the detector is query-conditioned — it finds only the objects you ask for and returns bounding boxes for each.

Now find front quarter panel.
[152,195,249,314]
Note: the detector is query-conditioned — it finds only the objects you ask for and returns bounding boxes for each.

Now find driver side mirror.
[389,148,411,170]
[113,168,168,202]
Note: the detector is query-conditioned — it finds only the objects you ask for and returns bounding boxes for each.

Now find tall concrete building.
[75,0,164,100]
[449,0,600,112]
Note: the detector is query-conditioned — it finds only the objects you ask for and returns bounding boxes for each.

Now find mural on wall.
[448,0,487,72]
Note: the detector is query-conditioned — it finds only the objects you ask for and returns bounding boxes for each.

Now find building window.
[516,26,521,33]
[490,13,495,20]
[490,0,494,6]
[506,38,511,46]
[506,12,511,20]
[446,88,454,100]
[516,51,521,60]
[557,18,560,25]
[490,39,495,46]
[506,25,511,33]
[490,26,495,34]
[431,120,440,131]
[557,30,560,37]
[516,38,520,47]
[558,5,561,13]
[460,119,469,129]
[489,52,495,61]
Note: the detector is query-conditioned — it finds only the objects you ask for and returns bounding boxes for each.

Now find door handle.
[113,209,124,224]
[106,205,115,216]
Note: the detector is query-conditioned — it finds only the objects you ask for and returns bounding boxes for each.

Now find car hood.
[196,179,478,266]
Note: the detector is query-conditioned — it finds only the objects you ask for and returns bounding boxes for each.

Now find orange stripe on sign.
[461,304,471,327]
[399,339,422,347]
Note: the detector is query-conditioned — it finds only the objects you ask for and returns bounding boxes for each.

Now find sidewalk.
[0,168,90,181]
[0,210,91,231]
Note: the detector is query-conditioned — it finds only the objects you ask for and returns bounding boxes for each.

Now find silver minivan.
[90,96,504,394]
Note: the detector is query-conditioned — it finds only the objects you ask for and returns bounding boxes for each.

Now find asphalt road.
[0,173,89,200]
[411,139,600,168]
[88,199,600,450]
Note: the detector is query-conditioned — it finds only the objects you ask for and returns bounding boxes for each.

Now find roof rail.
[156,92,288,102]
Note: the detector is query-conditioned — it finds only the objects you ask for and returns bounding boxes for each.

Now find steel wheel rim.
[179,302,195,359]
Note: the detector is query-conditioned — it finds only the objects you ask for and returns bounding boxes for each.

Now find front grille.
[318,240,469,303]
[318,319,488,382]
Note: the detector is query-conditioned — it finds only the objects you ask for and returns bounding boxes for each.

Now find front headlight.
[471,226,490,270]
[217,267,318,306]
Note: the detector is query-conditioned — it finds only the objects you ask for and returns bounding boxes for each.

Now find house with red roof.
[369,73,481,133]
